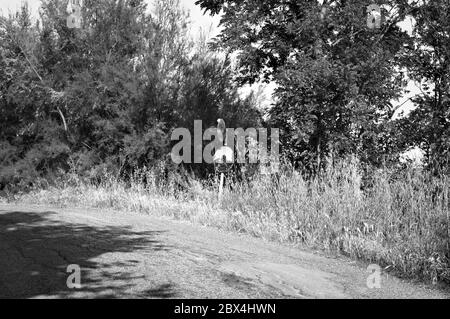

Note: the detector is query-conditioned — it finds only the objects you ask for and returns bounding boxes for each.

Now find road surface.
[0,204,447,299]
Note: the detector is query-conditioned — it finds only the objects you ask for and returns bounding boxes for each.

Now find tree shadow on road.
[0,209,176,299]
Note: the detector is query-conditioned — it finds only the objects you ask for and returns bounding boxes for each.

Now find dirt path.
[0,204,447,299]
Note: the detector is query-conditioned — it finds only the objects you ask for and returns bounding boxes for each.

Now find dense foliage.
[0,0,262,191]
[196,0,449,173]
[1,0,449,191]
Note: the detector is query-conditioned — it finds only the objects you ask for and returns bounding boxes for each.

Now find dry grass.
[14,158,450,285]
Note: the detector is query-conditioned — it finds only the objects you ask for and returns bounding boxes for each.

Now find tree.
[196,0,413,172]
[0,3,71,189]
[396,1,450,173]
[0,0,263,189]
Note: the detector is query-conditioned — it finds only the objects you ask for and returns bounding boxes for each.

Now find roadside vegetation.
[1,0,449,288]
[10,157,449,286]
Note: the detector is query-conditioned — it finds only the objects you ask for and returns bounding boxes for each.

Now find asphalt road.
[0,204,448,299]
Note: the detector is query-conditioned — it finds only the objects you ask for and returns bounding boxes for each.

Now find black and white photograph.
[0,0,449,305]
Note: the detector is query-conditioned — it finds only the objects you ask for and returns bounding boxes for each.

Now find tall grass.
[14,158,450,285]
[221,159,450,284]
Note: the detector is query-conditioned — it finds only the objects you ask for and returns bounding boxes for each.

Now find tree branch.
[1,19,69,132]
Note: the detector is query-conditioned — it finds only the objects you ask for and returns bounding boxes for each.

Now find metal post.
[218,172,225,200]
[216,119,227,200]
